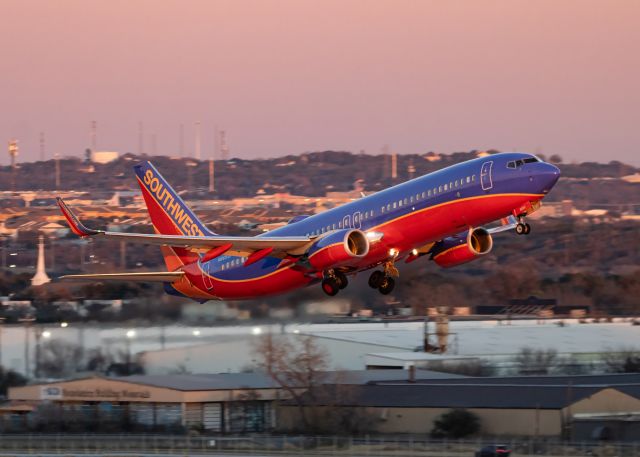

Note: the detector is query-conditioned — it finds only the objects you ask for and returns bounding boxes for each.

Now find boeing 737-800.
[57,153,560,301]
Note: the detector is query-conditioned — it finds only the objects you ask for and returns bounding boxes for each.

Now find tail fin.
[134,161,214,267]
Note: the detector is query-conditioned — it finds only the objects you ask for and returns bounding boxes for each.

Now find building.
[5,370,459,433]
[91,151,119,164]
[278,374,640,437]
[8,373,282,433]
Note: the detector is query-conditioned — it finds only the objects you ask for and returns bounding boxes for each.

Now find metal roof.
[114,369,462,391]
[376,373,640,387]
[294,384,609,409]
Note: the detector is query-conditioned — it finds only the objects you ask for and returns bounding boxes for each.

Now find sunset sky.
[1,0,639,165]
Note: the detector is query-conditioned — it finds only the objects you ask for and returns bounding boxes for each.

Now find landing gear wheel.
[335,271,348,289]
[378,276,395,295]
[368,271,384,289]
[322,277,340,296]
[523,223,531,235]
[516,223,526,235]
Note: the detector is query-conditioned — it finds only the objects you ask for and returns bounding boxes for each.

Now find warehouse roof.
[292,384,614,409]
[374,372,640,387]
[116,369,461,391]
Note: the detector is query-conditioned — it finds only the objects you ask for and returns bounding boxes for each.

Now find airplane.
[57,152,560,301]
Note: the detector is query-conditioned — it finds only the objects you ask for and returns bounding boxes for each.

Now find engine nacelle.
[307,229,369,271]
[431,227,493,268]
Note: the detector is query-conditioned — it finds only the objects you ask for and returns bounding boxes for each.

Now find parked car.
[475,444,511,457]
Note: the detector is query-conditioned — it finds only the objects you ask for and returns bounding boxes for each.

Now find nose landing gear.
[515,218,531,235]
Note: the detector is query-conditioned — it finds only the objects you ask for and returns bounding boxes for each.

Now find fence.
[0,434,637,456]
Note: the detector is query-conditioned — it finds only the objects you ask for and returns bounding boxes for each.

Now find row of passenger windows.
[220,257,246,270]
[303,173,477,236]
[380,174,476,213]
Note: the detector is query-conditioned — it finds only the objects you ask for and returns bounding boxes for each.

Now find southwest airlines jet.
[57,153,560,300]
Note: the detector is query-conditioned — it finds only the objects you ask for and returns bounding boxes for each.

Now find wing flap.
[59,272,185,282]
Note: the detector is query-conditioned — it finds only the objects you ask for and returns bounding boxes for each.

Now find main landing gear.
[515,217,531,236]
[321,270,348,296]
[368,260,398,295]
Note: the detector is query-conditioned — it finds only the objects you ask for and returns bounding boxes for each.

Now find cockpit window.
[507,157,538,169]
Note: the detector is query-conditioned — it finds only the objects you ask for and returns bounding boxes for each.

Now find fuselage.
[169,152,560,300]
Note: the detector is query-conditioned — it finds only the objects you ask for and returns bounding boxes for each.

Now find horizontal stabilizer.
[59,272,184,282]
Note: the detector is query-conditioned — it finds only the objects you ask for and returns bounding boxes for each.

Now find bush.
[431,408,480,438]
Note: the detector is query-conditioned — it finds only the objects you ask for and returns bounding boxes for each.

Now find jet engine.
[431,227,493,268]
[306,229,369,271]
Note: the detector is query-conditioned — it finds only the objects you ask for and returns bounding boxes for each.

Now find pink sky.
[1,0,639,165]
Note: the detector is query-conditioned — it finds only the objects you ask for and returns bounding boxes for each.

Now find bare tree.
[600,348,640,373]
[39,339,83,378]
[253,332,329,431]
[513,347,558,375]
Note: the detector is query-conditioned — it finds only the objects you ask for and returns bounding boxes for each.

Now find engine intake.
[307,229,369,271]
[432,227,493,268]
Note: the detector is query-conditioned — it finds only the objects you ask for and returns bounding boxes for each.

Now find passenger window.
[472,175,476,182]
[449,182,453,188]
[410,196,414,203]
[387,203,391,211]
[444,184,448,191]
[332,223,336,230]
[393,202,397,209]
[427,190,431,197]
[403,198,408,205]
[466,176,470,183]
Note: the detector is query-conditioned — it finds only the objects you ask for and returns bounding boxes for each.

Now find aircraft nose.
[537,162,561,194]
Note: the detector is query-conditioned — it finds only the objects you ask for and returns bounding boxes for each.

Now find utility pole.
[209,126,217,193]
[39,132,45,162]
[54,151,61,189]
[151,133,157,155]
[179,123,184,158]
[195,121,201,161]
[219,129,229,161]
[138,121,144,155]
[90,120,97,151]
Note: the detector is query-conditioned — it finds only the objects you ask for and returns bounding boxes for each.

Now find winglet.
[56,197,101,237]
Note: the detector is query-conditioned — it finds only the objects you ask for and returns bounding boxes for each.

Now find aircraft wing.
[57,197,313,255]
[59,272,184,282]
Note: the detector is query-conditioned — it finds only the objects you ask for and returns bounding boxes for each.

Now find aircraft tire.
[322,278,340,296]
[516,223,526,235]
[335,271,348,289]
[524,223,531,235]
[368,270,384,289]
[378,276,395,295]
